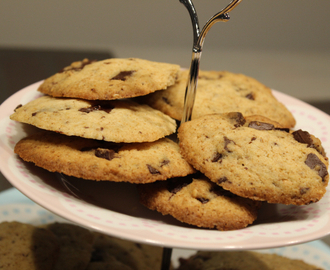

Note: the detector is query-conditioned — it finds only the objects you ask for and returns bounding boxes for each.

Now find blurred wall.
[0,1,328,52]
[0,0,329,100]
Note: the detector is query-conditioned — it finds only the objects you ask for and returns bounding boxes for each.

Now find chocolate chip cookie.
[10,96,177,143]
[38,58,180,100]
[0,221,59,270]
[178,112,328,205]
[142,70,296,128]
[43,223,95,270]
[88,232,164,270]
[14,131,195,183]
[177,250,323,270]
[138,174,261,230]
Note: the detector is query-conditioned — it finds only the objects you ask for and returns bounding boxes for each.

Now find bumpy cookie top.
[138,174,261,230]
[14,131,195,183]
[10,96,177,143]
[142,70,296,128]
[177,250,323,270]
[178,112,329,205]
[38,58,181,100]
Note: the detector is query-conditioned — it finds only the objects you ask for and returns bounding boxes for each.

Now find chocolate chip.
[95,148,116,161]
[32,112,37,116]
[111,70,135,81]
[248,121,274,130]
[249,137,257,144]
[227,112,246,127]
[300,187,310,195]
[79,103,114,113]
[14,104,22,112]
[217,177,229,184]
[147,164,161,175]
[224,136,235,152]
[167,177,193,194]
[275,127,290,133]
[305,153,328,181]
[245,93,255,100]
[162,96,171,105]
[160,159,170,166]
[292,130,313,147]
[197,197,209,204]
[211,152,223,163]
[90,248,104,262]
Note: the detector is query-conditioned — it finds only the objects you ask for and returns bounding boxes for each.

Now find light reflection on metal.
[180,0,242,124]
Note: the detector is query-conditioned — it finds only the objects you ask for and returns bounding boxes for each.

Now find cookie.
[38,58,180,100]
[138,174,261,230]
[43,223,95,270]
[178,112,329,205]
[0,221,59,270]
[88,232,164,270]
[141,69,296,128]
[177,250,323,270]
[14,131,195,183]
[10,95,177,143]
[86,259,133,270]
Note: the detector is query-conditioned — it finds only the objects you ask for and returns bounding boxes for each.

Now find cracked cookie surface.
[14,131,195,183]
[10,95,177,143]
[38,58,180,100]
[178,112,328,205]
[138,174,261,230]
[142,70,296,128]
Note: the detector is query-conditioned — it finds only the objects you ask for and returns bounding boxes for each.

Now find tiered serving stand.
[1,1,330,269]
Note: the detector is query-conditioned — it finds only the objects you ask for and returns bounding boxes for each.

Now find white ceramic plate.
[1,81,330,250]
[1,188,330,269]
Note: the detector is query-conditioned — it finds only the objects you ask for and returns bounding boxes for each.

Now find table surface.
[1,46,330,249]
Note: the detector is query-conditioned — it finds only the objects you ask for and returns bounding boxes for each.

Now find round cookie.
[177,250,323,270]
[141,69,296,128]
[42,223,95,270]
[14,131,195,183]
[88,232,164,270]
[38,58,180,100]
[0,221,60,270]
[178,112,329,205]
[138,174,261,230]
[10,96,177,143]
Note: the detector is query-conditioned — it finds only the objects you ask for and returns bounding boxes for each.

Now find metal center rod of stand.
[161,247,173,270]
[180,0,242,124]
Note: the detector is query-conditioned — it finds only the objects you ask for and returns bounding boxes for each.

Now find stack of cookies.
[10,57,329,231]
[0,221,324,270]
[176,250,324,270]
[0,221,165,270]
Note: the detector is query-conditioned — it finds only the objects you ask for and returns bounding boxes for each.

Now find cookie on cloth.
[42,223,95,270]
[14,131,195,183]
[38,58,180,100]
[178,112,329,205]
[0,221,59,270]
[87,232,164,270]
[141,69,296,128]
[10,95,176,143]
[138,174,261,230]
[176,250,323,270]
